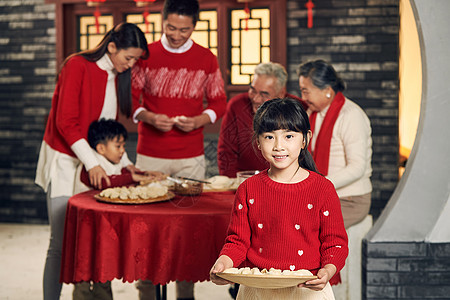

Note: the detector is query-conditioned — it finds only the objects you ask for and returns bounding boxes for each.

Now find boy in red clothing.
[77,119,161,193]
[211,98,348,299]
[74,119,162,299]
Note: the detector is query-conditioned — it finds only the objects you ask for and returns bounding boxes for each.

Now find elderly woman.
[298,59,372,228]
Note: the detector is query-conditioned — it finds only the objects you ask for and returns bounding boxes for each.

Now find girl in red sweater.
[211,98,348,299]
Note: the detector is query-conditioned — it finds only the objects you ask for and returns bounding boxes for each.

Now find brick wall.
[0,0,399,223]
[363,241,450,299]
[285,0,399,219]
[0,0,55,223]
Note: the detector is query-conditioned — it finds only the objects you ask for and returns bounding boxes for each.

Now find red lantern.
[86,0,106,34]
[135,0,157,33]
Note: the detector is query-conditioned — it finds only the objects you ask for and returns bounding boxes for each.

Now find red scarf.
[308,92,346,175]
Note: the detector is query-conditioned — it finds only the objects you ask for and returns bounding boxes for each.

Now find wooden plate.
[94,191,175,205]
[216,273,317,289]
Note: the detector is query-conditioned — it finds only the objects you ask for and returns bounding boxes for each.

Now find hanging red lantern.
[135,0,157,33]
[305,0,314,28]
[237,0,253,31]
[86,0,106,34]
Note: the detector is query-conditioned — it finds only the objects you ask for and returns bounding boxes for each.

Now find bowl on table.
[174,180,203,196]
[236,170,260,185]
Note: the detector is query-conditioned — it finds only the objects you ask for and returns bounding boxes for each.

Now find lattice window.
[77,8,270,87]
[191,10,218,56]
[126,13,162,44]
[78,15,114,51]
[230,7,270,85]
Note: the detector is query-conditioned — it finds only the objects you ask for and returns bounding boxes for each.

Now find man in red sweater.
[218,62,307,178]
[131,0,226,299]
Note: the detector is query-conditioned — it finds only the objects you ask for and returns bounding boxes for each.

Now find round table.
[60,189,235,285]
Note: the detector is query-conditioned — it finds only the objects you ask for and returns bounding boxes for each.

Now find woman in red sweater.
[35,23,148,300]
[211,98,348,299]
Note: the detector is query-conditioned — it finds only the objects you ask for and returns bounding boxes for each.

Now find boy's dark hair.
[88,119,128,149]
[163,0,200,26]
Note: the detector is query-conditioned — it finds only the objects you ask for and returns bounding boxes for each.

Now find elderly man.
[217,62,306,177]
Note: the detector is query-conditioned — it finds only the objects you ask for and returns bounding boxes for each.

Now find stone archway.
[363,0,450,298]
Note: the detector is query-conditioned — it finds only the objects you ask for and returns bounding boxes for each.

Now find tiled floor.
[0,223,232,300]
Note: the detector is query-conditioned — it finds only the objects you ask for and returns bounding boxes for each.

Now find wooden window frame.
[47,0,286,97]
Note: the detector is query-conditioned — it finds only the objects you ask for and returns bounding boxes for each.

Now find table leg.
[155,284,161,300]
[155,284,167,300]
[162,285,167,300]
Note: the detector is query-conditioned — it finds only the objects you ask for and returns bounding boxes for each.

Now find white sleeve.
[70,139,99,171]
[202,109,217,123]
[133,107,147,123]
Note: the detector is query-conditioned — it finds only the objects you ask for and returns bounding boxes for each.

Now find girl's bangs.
[258,105,301,133]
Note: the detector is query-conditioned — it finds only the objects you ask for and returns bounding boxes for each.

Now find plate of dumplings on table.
[94,182,175,204]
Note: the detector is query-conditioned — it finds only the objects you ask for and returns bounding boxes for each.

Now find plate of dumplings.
[95,182,175,204]
[216,267,317,289]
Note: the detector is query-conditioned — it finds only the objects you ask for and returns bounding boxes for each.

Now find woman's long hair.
[253,98,318,172]
[60,23,148,117]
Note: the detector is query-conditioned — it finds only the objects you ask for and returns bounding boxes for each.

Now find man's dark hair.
[87,119,128,149]
[163,0,200,26]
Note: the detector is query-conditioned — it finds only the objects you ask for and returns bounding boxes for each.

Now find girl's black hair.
[253,98,318,172]
[88,118,128,149]
[60,23,149,118]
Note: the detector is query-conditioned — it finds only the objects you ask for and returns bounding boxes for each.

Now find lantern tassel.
[94,6,101,34]
[244,2,250,31]
[305,0,314,29]
[143,10,150,33]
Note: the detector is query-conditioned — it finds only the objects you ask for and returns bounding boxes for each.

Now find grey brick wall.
[0,0,399,223]
[363,240,450,299]
[286,0,399,219]
[0,0,55,223]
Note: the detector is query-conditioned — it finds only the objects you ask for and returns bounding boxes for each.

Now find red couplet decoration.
[305,0,314,28]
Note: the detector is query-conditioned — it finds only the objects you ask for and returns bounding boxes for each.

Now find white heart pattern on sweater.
[290,265,295,271]
[323,210,329,216]
[308,204,313,209]
[249,199,254,204]
[238,204,243,210]
[295,224,300,230]
[298,250,304,256]
[258,223,263,229]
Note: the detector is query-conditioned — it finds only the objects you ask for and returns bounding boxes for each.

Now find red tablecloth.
[60,190,235,284]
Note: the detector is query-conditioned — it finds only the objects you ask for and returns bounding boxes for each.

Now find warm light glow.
[79,16,114,50]
[230,8,270,85]
[126,13,162,43]
[190,11,218,56]
[399,0,422,162]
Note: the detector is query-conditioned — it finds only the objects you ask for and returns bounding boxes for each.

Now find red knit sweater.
[220,170,348,283]
[131,41,227,159]
[217,93,307,177]
[80,167,134,189]
[43,56,111,157]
